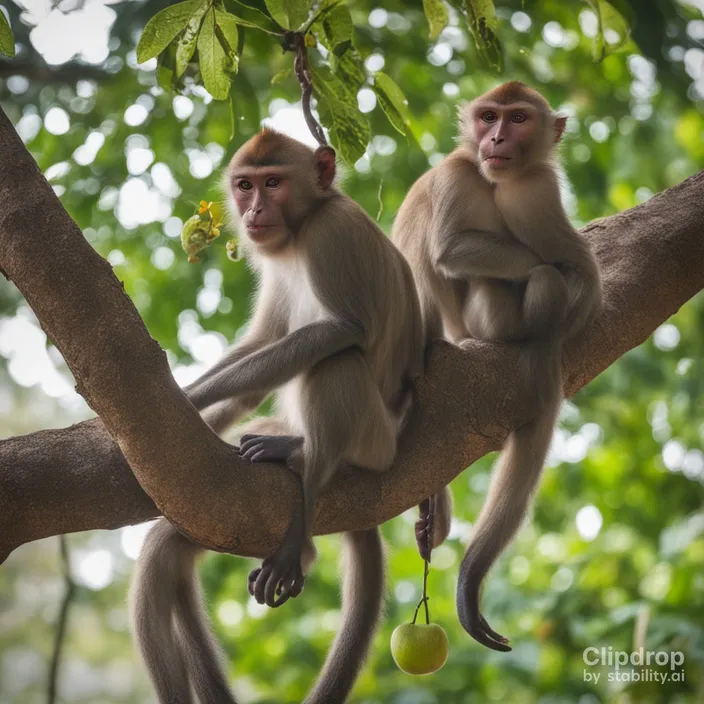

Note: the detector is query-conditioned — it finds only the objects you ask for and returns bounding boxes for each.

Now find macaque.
[392,82,602,651]
[130,129,427,704]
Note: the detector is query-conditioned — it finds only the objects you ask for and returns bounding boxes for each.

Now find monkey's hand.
[238,434,303,466]
[457,551,512,652]
[416,490,452,561]
[415,498,435,562]
[248,552,305,609]
[248,512,306,608]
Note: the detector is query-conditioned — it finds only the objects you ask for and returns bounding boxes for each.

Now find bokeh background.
[1,1,703,702]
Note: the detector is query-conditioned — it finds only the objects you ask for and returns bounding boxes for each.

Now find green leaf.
[264,0,309,30]
[271,67,292,84]
[312,67,369,165]
[305,0,344,28]
[175,5,208,78]
[197,8,231,100]
[317,3,352,47]
[332,48,365,93]
[450,0,503,71]
[0,10,15,58]
[310,2,363,97]
[215,5,240,72]
[157,43,178,91]
[137,0,206,63]
[585,0,630,62]
[224,0,281,34]
[373,71,411,136]
[423,0,449,40]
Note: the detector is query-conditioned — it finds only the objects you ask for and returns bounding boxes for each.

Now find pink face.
[228,147,336,252]
[473,102,540,178]
[229,167,296,251]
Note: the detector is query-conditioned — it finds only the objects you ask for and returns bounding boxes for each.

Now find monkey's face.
[226,134,337,255]
[229,168,295,252]
[471,102,543,182]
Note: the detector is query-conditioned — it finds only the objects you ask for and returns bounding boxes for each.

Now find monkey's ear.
[554,115,567,143]
[315,146,336,189]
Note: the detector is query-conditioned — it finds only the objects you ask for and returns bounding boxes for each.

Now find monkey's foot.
[457,566,512,652]
[238,434,303,464]
[247,550,305,608]
[415,498,434,562]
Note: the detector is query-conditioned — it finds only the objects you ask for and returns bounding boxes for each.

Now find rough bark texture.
[0,107,702,564]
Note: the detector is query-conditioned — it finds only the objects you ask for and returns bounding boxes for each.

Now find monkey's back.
[392,158,472,341]
[304,194,424,409]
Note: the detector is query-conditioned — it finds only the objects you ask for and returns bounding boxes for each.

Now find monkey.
[129,128,428,704]
[391,81,602,652]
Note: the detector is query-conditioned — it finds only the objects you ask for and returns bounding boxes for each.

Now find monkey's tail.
[304,528,385,704]
[130,519,238,704]
[457,339,562,650]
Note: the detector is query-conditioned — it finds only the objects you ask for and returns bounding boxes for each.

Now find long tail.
[304,528,385,704]
[457,340,562,651]
[129,519,238,704]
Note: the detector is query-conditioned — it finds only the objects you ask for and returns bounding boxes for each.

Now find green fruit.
[390,622,449,675]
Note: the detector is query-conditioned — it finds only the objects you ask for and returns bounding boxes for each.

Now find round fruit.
[390,622,449,675]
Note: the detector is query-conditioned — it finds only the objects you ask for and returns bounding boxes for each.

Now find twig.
[284,31,327,147]
[376,179,384,222]
[47,535,76,704]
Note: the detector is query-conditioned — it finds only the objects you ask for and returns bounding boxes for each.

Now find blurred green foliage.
[0,0,703,702]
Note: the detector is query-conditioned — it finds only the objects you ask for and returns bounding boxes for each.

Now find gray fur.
[130,131,424,703]
[392,85,602,650]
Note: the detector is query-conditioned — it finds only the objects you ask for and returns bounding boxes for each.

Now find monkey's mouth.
[246,224,278,239]
[485,156,513,165]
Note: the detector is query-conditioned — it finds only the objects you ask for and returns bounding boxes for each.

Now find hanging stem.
[411,495,435,625]
[283,31,327,147]
[47,535,75,704]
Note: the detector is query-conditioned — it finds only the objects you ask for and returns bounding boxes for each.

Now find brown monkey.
[392,81,602,651]
[130,129,426,704]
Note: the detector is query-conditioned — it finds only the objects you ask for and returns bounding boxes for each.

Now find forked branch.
[0,107,702,562]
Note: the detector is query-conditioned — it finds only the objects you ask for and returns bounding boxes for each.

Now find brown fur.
[392,83,602,651]
[130,130,424,703]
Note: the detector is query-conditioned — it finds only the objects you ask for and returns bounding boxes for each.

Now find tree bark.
[0,107,702,563]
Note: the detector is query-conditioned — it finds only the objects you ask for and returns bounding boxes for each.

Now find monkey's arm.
[185,279,289,412]
[433,229,543,281]
[494,167,602,334]
[188,319,364,411]
[430,166,543,281]
[494,168,597,269]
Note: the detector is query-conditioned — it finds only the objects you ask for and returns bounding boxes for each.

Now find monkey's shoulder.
[303,193,389,249]
[434,149,490,189]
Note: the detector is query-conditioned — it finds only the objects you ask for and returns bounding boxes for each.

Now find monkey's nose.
[491,137,504,144]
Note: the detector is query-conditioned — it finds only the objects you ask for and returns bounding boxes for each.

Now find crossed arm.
[187,319,365,411]
[433,228,543,281]
[430,173,544,282]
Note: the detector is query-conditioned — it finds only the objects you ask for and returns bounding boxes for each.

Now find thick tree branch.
[0,105,702,564]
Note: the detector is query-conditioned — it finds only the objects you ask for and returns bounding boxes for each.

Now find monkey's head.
[225,129,336,254]
[459,81,567,183]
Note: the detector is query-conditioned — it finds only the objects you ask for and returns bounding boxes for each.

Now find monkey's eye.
[510,112,528,124]
[265,177,281,188]
[238,180,253,192]
[481,111,497,123]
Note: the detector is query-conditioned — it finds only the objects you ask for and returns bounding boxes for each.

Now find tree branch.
[0,105,702,563]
